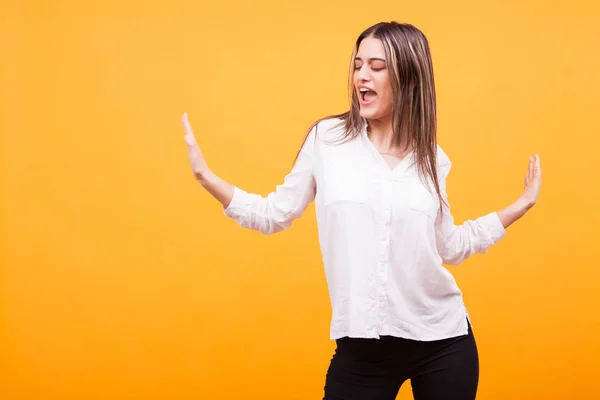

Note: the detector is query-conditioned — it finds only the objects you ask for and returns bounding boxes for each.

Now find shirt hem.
[329,311,470,341]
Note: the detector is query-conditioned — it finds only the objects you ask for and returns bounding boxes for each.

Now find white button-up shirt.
[223,117,506,341]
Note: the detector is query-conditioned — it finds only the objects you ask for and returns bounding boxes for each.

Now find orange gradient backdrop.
[2,1,600,399]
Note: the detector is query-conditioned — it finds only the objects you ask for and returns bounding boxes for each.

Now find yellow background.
[2,0,599,399]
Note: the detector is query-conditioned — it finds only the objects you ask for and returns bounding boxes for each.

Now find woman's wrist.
[497,197,532,229]
[197,169,218,187]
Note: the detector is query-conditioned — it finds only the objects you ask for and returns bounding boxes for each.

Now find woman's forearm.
[496,197,534,229]
[197,170,234,209]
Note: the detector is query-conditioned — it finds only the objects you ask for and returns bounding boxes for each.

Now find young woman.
[181,21,541,400]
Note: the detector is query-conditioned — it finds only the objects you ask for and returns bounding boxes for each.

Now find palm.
[521,154,542,208]
[182,112,209,180]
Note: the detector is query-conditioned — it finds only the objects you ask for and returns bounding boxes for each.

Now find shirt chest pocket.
[322,161,369,206]
[396,180,439,220]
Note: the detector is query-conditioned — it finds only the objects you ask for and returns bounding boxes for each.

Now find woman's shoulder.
[297,116,347,155]
[436,143,452,169]
[312,116,346,139]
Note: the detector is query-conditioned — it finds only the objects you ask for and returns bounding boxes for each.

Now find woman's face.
[353,37,394,123]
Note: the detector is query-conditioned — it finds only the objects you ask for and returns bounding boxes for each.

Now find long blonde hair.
[295,22,446,215]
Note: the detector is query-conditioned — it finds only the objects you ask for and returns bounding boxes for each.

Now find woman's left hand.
[519,154,542,210]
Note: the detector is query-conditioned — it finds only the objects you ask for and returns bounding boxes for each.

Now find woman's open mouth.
[359,88,377,105]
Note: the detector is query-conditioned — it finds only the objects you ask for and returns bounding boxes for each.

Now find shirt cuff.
[223,186,246,218]
[480,212,506,243]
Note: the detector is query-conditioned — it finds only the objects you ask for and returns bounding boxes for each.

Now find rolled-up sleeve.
[434,157,506,265]
[222,125,317,235]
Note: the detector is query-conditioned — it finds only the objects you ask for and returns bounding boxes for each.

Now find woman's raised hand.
[182,112,210,182]
[519,154,542,210]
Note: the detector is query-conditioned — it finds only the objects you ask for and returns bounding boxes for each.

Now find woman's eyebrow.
[354,57,387,62]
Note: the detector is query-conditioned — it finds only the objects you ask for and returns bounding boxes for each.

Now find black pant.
[323,321,479,400]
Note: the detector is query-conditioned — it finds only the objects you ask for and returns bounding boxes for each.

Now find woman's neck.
[366,118,411,155]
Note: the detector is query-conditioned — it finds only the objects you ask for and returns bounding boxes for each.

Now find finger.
[182,112,197,145]
[532,154,539,181]
[528,156,533,181]
[184,134,196,147]
[182,112,193,133]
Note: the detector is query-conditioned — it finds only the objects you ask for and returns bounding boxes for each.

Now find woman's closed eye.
[354,65,386,71]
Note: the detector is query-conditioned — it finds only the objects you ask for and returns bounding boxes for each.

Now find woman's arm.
[434,151,542,265]
[182,112,317,235]
[182,112,235,208]
[196,171,235,209]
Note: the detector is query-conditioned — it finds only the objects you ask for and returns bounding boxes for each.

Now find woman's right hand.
[182,112,211,182]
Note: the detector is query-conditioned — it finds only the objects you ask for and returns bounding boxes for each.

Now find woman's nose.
[355,66,369,81]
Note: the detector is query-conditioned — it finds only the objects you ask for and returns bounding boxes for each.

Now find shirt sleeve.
[434,154,506,265]
[222,124,318,235]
